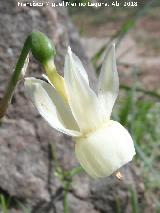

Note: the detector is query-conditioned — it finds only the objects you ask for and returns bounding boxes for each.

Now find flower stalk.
[0,31,57,120]
[0,37,30,119]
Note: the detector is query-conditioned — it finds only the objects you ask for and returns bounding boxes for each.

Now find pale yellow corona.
[25,44,136,178]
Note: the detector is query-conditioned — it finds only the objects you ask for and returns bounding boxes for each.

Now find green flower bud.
[29,31,56,64]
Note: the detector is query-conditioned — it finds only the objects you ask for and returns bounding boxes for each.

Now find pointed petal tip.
[108,43,115,53]
[24,77,31,85]
[24,77,34,81]
[112,43,115,48]
[24,77,29,81]
[112,43,116,52]
[104,43,116,59]
[68,46,72,55]
[24,77,35,86]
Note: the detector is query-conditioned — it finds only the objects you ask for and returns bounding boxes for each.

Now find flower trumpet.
[25,44,135,178]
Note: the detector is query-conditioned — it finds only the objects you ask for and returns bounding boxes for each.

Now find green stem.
[51,143,83,213]
[63,166,83,213]
[0,36,30,119]
[63,180,72,213]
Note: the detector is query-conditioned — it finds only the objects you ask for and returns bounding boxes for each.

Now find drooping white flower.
[24,44,136,178]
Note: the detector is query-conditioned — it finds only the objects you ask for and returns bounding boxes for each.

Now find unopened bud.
[29,31,56,64]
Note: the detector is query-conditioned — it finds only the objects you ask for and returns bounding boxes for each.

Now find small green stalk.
[63,180,72,213]
[0,194,10,213]
[51,144,83,213]
[63,166,83,213]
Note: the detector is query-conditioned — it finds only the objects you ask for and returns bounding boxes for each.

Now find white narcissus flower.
[25,44,136,178]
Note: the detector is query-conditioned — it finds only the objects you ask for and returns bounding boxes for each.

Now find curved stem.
[0,36,30,120]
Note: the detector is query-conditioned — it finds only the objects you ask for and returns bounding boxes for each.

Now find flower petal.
[64,47,103,133]
[98,44,119,119]
[25,77,80,137]
[75,120,136,178]
[70,49,89,84]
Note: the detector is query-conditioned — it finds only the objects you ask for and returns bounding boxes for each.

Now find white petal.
[75,120,135,178]
[69,47,89,84]
[64,48,103,133]
[98,44,119,119]
[25,77,80,137]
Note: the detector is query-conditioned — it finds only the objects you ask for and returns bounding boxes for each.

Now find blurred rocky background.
[0,0,160,212]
